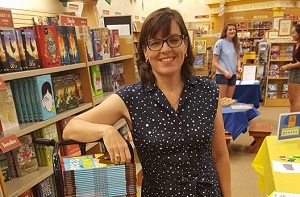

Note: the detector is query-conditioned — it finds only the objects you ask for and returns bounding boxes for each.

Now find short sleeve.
[213,40,222,55]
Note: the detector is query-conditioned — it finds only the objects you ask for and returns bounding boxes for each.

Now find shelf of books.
[264,41,295,107]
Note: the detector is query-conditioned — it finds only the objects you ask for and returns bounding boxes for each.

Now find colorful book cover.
[33,74,57,120]
[52,76,67,114]
[74,73,84,104]
[267,83,277,92]
[90,65,103,96]
[14,29,27,70]
[0,151,12,182]
[270,44,280,60]
[21,78,35,122]
[56,26,70,65]
[34,25,61,68]
[32,129,44,166]
[21,29,41,70]
[269,64,279,78]
[0,82,20,135]
[110,63,124,92]
[10,79,25,123]
[286,44,294,59]
[90,28,103,60]
[66,26,80,64]
[100,27,111,59]
[277,112,300,141]
[193,55,204,68]
[75,26,94,62]
[109,29,120,57]
[5,151,18,178]
[12,134,39,177]
[65,74,79,110]
[36,177,54,197]
[0,29,22,72]
[39,123,58,166]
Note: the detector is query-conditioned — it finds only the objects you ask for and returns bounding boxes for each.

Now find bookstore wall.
[0,1,138,196]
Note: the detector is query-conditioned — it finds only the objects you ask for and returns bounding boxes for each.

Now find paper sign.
[0,8,14,28]
[58,14,87,26]
[272,160,300,174]
[277,112,300,141]
[0,134,22,153]
[242,65,256,81]
[273,192,300,197]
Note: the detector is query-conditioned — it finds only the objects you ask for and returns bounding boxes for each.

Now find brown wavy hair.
[220,23,240,55]
[136,7,195,86]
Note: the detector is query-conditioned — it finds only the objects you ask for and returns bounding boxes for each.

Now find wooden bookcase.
[264,41,295,107]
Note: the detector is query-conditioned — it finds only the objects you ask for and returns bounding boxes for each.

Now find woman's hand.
[236,66,243,73]
[102,127,132,165]
[280,64,290,72]
[224,71,232,79]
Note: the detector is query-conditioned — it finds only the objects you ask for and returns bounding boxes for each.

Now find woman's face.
[143,20,188,78]
[226,25,236,39]
[291,27,300,42]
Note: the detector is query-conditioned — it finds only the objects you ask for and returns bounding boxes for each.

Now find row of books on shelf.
[269,64,290,78]
[267,83,288,99]
[0,23,121,73]
[90,62,125,95]
[270,44,294,60]
[235,20,272,30]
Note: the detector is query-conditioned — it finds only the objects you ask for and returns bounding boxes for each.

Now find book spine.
[10,80,25,123]
[16,79,30,122]
[21,78,35,122]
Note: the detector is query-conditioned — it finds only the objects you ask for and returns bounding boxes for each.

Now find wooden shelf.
[6,166,53,197]
[4,103,93,138]
[267,77,289,80]
[0,63,86,81]
[265,99,290,107]
[87,55,133,67]
[269,59,293,62]
[93,92,115,105]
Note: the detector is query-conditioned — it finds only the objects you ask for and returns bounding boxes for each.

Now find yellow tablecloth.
[252,136,300,195]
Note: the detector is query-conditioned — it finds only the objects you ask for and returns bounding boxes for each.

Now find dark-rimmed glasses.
[146,35,186,51]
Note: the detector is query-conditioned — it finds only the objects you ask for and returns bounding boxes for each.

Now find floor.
[230,105,289,197]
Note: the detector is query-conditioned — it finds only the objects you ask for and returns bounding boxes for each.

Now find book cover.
[286,44,294,59]
[110,63,124,92]
[5,151,18,178]
[0,151,12,182]
[270,44,280,60]
[36,177,54,197]
[267,92,277,99]
[109,29,120,57]
[39,123,58,166]
[267,83,277,92]
[65,74,79,110]
[269,64,279,78]
[283,70,290,78]
[34,25,61,68]
[0,82,20,136]
[74,73,84,104]
[0,29,22,72]
[32,129,44,166]
[33,74,57,121]
[90,28,103,61]
[90,65,103,96]
[193,55,204,68]
[52,76,67,114]
[56,26,70,65]
[12,134,39,177]
[75,26,94,62]
[27,77,39,121]
[14,29,27,70]
[21,29,41,70]
[66,26,80,64]
[10,80,25,123]
[21,78,35,122]
[100,27,111,59]
[16,79,31,122]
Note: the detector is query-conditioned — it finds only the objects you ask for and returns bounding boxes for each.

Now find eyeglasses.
[146,35,186,51]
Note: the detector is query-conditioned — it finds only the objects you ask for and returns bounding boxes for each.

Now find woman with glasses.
[212,23,243,99]
[63,7,231,197]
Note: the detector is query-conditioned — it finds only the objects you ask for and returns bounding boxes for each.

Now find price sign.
[0,8,14,28]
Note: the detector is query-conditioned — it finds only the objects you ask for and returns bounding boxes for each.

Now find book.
[0,151,12,182]
[269,64,279,78]
[33,74,57,121]
[0,29,22,72]
[109,29,120,57]
[0,82,20,136]
[21,78,35,122]
[65,74,79,110]
[90,28,103,61]
[110,63,124,92]
[52,76,67,114]
[74,73,84,103]
[267,83,277,99]
[66,26,80,64]
[35,177,54,197]
[27,77,39,121]
[286,44,294,59]
[10,80,25,123]
[5,151,18,178]
[18,188,34,197]
[270,44,280,60]
[34,25,61,68]
[12,134,39,177]
[90,65,103,96]
[21,29,41,70]
[16,79,31,122]
[193,55,204,68]
[14,29,27,70]
[100,27,111,59]
[75,26,94,61]
[56,26,70,65]
[282,83,289,98]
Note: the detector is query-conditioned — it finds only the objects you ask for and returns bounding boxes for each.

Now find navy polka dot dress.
[116,76,221,197]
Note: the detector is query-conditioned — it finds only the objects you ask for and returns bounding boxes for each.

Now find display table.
[252,136,300,195]
[222,103,260,140]
[233,80,262,108]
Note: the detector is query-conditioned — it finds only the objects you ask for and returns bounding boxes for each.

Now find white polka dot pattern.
[116,76,221,196]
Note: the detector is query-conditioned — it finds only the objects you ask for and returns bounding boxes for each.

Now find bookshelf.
[264,41,295,107]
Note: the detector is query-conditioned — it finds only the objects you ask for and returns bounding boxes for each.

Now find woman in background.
[280,24,300,112]
[212,23,243,99]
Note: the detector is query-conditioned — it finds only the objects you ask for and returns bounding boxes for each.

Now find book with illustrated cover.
[34,25,61,68]
[109,29,120,57]
[282,83,289,98]
[193,55,204,68]
[90,65,103,96]
[21,29,41,70]
[56,26,70,65]
[75,26,94,62]
[33,74,57,121]
[66,26,80,64]
[283,70,290,78]
[35,177,54,197]
[110,63,124,92]
[65,74,79,110]
[10,80,25,123]
[286,44,294,59]
[32,129,44,166]
[0,29,22,73]
[267,84,277,99]
[270,44,280,60]
[5,151,18,179]
[74,73,84,103]
[0,151,12,182]
[39,123,58,166]
[100,27,111,59]
[52,76,67,114]
[12,134,39,177]
[90,28,103,61]
[14,29,27,70]
[269,64,279,78]
[0,82,20,136]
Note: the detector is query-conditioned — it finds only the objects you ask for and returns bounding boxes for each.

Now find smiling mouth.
[161,57,174,62]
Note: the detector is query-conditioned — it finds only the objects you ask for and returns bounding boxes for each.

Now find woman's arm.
[212,101,231,197]
[281,61,300,71]
[63,94,132,164]
[212,54,232,78]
